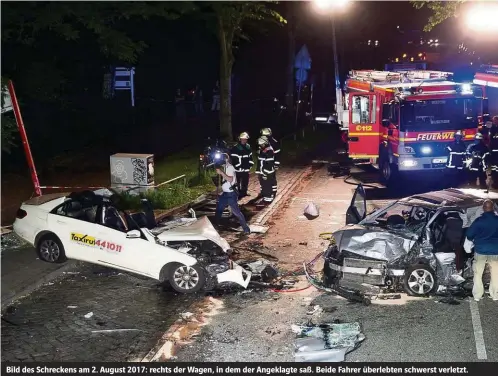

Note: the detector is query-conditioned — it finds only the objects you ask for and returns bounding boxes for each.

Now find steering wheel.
[413,208,427,221]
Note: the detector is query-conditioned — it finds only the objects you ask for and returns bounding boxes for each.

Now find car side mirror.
[382,119,390,127]
[126,230,141,239]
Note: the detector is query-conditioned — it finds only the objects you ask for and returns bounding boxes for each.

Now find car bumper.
[12,221,37,245]
[216,261,252,288]
[398,155,449,172]
[326,258,405,287]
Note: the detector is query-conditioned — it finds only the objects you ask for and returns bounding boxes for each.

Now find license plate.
[432,158,447,164]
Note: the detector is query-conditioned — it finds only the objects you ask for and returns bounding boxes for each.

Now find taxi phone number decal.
[70,233,122,252]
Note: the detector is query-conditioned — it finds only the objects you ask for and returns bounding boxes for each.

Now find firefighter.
[230,132,254,198]
[256,136,276,206]
[466,133,489,188]
[486,123,498,188]
[446,130,467,184]
[260,128,280,197]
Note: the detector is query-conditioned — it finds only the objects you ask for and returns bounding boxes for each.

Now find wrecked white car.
[323,185,498,297]
[13,189,251,294]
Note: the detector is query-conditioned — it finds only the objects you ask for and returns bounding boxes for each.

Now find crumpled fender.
[216,260,252,288]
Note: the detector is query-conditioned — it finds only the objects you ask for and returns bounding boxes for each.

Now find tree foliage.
[411,1,465,32]
[197,1,286,140]
[1,77,18,154]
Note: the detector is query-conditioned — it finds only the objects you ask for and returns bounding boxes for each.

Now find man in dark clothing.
[260,128,280,197]
[211,81,220,111]
[230,132,254,198]
[466,133,489,188]
[193,85,203,114]
[446,130,467,184]
[465,199,498,301]
[256,136,276,206]
[487,118,498,188]
[175,89,186,124]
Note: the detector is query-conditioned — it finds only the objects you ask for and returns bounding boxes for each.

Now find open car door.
[346,184,367,225]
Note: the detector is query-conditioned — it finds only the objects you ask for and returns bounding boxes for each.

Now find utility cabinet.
[110,153,154,194]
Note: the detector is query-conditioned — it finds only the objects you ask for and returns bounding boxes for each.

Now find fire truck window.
[352,95,371,124]
[371,96,377,123]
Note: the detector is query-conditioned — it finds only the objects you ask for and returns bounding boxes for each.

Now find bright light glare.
[461,83,472,93]
[314,0,350,10]
[421,146,432,155]
[466,5,498,32]
[214,153,221,159]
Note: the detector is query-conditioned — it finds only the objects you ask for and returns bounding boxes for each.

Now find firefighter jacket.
[486,132,498,171]
[446,141,467,169]
[466,141,489,171]
[256,147,275,177]
[267,136,281,168]
[230,143,254,172]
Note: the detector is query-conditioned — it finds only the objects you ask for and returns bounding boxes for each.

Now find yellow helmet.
[239,132,249,140]
[261,128,272,136]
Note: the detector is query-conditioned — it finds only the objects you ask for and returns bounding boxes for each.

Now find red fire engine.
[342,69,484,185]
[473,64,498,122]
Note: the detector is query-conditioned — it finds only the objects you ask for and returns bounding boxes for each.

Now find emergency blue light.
[214,153,222,160]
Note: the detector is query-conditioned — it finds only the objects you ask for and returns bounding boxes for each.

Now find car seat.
[104,208,127,232]
[66,201,84,219]
[436,215,464,254]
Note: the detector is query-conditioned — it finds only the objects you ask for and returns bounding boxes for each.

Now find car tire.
[37,234,67,264]
[403,264,437,297]
[167,263,206,294]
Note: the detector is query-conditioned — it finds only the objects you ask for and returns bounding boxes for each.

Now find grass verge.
[117,125,328,211]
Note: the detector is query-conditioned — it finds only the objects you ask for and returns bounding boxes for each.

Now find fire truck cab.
[343,70,483,185]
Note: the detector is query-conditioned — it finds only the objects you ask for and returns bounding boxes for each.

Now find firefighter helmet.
[261,128,272,136]
[257,136,269,148]
[475,133,484,140]
[454,130,463,139]
[239,132,249,140]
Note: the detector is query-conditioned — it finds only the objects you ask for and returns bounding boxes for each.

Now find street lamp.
[313,0,350,127]
[466,3,498,32]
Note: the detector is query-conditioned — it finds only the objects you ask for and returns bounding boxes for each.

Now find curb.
[1,261,80,309]
[252,166,313,226]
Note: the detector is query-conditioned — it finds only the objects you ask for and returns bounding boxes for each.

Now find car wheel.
[37,234,67,263]
[403,265,437,297]
[167,263,205,294]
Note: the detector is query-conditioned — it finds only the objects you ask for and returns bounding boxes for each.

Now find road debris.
[91,329,141,334]
[67,306,78,309]
[292,322,365,362]
[241,259,279,283]
[180,312,194,320]
[84,312,94,319]
[303,202,320,220]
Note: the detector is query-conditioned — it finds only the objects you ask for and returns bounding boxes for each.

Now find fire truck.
[473,64,497,121]
[342,69,484,186]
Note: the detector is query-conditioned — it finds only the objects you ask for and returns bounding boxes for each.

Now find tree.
[198,2,286,140]
[411,1,465,32]
[1,77,18,154]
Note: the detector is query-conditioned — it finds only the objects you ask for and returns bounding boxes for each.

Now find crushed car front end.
[152,216,252,290]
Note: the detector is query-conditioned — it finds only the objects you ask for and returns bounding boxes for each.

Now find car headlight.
[404,146,415,154]
[401,160,418,167]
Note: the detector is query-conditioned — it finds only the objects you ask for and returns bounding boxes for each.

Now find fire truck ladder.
[349,70,453,84]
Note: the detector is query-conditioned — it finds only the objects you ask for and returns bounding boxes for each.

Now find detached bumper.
[326,258,404,286]
[216,261,252,288]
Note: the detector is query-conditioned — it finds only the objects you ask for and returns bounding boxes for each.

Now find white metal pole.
[331,15,343,126]
[130,68,135,107]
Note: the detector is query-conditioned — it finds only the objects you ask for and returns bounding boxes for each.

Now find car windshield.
[400,98,478,131]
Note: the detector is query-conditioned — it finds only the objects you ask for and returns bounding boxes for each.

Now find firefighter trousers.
[467,169,487,188]
[259,174,275,203]
[235,171,249,196]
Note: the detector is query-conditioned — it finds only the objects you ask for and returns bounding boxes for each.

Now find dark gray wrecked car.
[323,185,498,297]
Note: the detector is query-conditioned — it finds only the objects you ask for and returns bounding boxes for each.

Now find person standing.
[214,153,251,234]
[211,81,220,111]
[260,128,280,197]
[486,121,498,188]
[256,136,276,206]
[230,132,253,198]
[193,85,203,114]
[465,199,498,301]
[446,130,467,184]
[175,89,186,124]
[466,133,489,188]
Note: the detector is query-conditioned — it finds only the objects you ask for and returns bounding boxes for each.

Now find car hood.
[332,224,420,263]
[154,216,231,251]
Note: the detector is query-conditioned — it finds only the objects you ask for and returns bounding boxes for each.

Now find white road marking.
[469,299,487,360]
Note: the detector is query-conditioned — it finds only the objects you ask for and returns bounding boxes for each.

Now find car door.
[346,184,367,225]
[93,206,155,277]
[47,200,99,262]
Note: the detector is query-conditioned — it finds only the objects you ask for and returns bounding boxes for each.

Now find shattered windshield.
[400,98,478,132]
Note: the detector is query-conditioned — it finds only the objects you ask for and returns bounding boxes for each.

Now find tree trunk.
[286,9,295,112]
[217,17,234,141]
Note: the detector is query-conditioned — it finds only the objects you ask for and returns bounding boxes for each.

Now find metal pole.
[331,15,343,127]
[7,80,42,196]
